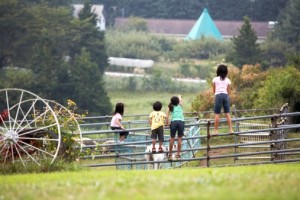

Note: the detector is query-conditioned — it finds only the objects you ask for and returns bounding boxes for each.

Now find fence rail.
[78,110,300,169]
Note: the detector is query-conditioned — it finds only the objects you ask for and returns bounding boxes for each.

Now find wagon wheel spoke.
[16,109,55,135]
[2,144,10,164]
[12,99,39,131]
[18,140,56,158]
[15,142,41,166]
[17,123,59,137]
[19,136,59,142]
[0,88,61,167]
[46,100,83,150]
[14,143,26,167]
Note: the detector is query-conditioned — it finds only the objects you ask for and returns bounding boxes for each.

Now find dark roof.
[115,18,271,40]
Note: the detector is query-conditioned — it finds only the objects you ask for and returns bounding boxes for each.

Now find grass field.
[108,91,200,117]
[1,163,299,200]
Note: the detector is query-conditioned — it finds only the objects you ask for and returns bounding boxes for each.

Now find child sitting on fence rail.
[149,101,166,153]
[110,102,129,143]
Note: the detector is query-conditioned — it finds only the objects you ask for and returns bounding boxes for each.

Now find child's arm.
[213,83,216,94]
[116,119,125,130]
[165,109,170,126]
[178,95,183,105]
[148,117,152,126]
[227,84,231,95]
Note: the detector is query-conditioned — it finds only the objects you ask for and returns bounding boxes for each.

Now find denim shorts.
[214,93,230,114]
[170,120,184,138]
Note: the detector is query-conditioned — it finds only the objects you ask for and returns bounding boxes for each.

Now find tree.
[70,48,112,115]
[79,0,97,25]
[275,0,300,50]
[95,0,287,21]
[0,1,112,115]
[254,66,300,111]
[0,0,28,68]
[275,0,300,69]
[226,16,261,68]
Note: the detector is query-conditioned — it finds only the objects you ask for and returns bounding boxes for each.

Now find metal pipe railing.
[79,111,300,169]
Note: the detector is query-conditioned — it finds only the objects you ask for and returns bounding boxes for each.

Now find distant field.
[108,91,200,117]
[1,163,299,200]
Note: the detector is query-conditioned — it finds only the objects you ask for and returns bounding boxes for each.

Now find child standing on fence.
[110,102,129,143]
[166,95,184,160]
[149,101,166,153]
[212,64,234,134]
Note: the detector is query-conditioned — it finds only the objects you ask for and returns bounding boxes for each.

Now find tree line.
[1,0,299,116]
[0,0,112,115]
[93,0,288,26]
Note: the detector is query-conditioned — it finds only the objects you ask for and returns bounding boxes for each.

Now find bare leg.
[169,137,175,159]
[152,139,156,148]
[119,135,125,141]
[214,114,220,134]
[177,137,182,156]
[152,139,156,152]
[158,141,163,150]
[225,113,234,133]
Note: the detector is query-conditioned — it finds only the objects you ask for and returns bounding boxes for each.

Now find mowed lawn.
[1,163,299,200]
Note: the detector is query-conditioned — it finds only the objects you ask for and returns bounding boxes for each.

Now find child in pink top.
[212,64,234,134]
[110,103,129,143]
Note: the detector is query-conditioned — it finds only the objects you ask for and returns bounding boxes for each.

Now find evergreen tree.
[226,16,261,68]
[275,0,300,50]
[0,1,112,115]
[275,0,300,68]
[95,0,287,21]
[79,0,97,25]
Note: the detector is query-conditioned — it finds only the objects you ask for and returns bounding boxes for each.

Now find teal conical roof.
[186,8,223,40]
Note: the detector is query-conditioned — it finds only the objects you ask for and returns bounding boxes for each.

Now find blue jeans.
[214,93,230,114]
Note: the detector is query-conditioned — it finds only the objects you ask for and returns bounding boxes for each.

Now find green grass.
[1,163,299,200]
[108,91,198,117]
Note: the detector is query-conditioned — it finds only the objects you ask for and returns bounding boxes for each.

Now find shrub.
[167,37,229,61]
[106,30,164,61]
[117,16,148,32]
[260,39,292,69]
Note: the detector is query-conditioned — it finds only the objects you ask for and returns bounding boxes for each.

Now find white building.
[72,4,106,31]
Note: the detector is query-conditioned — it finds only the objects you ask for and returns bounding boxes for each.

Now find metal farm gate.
[114,124,201,170]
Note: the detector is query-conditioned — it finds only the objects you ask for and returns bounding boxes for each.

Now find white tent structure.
[108,57,154,68]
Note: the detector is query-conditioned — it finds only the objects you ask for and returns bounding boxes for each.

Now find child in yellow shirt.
[149,101,166,153]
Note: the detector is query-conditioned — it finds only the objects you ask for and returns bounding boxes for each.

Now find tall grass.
[0,164,299,200]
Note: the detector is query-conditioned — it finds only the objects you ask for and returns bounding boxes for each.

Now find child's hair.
[216,64,228,81]
[114,102,124,115]
[153,101,162,111]
[168,96,180,112]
